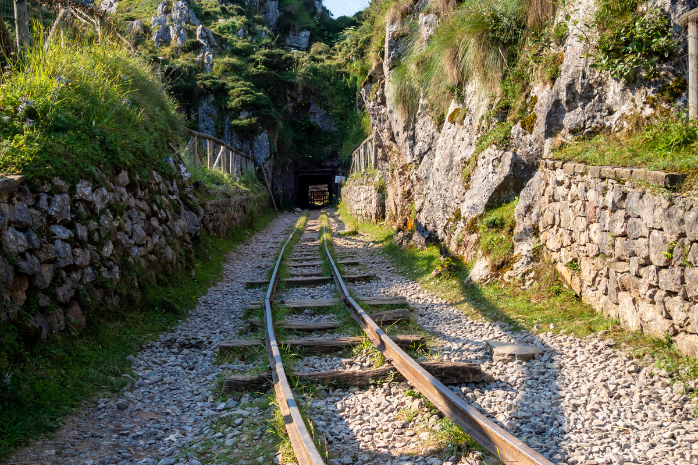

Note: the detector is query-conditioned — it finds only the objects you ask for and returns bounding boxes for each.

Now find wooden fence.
[181,127,278,211]
[350,135,377,173]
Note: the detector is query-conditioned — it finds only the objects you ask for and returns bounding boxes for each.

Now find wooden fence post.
[194,136,199,167]
[681,9,698,120]
[13,0,30,51]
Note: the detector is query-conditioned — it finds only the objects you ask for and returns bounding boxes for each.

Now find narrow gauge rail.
[320,213,555,465]
[262,216,326,464]
[261,211,555,465]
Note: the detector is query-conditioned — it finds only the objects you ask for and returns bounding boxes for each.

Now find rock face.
[348,0,689,262]
[150,0,218,71]
[515,159,698,357]
[0,167,267,341]
[287,30,311,50]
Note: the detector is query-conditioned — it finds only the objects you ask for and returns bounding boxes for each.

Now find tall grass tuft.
[0,29,181,188]
[390,0,552,121]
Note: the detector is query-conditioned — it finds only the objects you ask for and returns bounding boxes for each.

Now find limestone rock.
[485,340,542,362]
[66,302,86,332]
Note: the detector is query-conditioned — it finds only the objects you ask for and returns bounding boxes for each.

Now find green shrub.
[389,0,551,121]
[0,32,180,188]
[553,114,698,190]
[591,7,677,83]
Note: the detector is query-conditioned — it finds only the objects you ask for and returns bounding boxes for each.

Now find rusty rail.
[264,215,325,465]
[320,213,555,465]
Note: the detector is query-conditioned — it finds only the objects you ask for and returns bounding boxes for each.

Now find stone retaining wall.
[515,160,698,357]
[0,168,267,340]
[341,185,385,223]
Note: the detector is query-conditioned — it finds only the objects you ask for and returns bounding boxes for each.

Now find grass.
[0,209,277,461]
[552,114,698,191]
[0,30,181,189]
[389,0,552,121]
[335,202,698,382]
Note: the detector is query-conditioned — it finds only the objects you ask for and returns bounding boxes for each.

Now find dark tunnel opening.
[295,171,336,209]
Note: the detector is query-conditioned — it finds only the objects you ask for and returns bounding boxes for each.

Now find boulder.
[485,340,542,362]
[65,302,86,332]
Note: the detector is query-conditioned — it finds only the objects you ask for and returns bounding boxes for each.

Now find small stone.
[115,401,128,411]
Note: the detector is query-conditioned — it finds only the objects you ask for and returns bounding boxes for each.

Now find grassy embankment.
[336,202,698,382]
[0,33,273,459]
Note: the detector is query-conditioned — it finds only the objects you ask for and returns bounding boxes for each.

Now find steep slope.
[356,0,694,257]
[107,0,367,204]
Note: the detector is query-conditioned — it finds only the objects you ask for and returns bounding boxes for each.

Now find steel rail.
[320,214,555,465]
[265,218,326,465]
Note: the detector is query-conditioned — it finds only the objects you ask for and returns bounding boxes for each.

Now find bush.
[390,0,551,121]
[591,7,677,83]
[0,32,181,188]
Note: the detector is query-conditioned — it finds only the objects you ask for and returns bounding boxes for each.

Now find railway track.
[229,210,555,465]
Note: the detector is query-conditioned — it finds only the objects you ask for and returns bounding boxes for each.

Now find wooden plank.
[338,259,360,265]
[219,335,425,353]
[246,309,409,331]
[246,296,408,310]
[288,261,322,267]
[223,361,483,392]
[245,274,370,287]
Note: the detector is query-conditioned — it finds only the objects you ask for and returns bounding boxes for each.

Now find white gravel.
[326,210,698,465]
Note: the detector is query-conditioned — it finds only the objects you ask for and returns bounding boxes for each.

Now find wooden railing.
[350,135,377,173]
[181,127,277,211]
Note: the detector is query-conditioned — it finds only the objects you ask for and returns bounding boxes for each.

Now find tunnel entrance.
[295,170,336,209]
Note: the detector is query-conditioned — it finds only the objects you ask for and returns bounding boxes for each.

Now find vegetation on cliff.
[0,34,180,188]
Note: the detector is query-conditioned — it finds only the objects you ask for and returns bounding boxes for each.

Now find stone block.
[638,265,659,286]
[630,257,650,276]
[685,268,698,299]
[602,296,619,319]
[649,230,671,266]
[658,268,684,292]
[646,171,684,188]
[626,191,643,217]
[675,332,698,358]
[632,238,649,260]
[32,264,56,290]
[600,167,616,179]
[3,227,28,254]
[485,340,543,362]
[608,209,628,236]
[666,297,691,327]
[16,253,41,275]
[627,218,648,239]
[0,177,19,194]
[690,304,698,334]
[563,163,576,175]
[614,237,634,260]
[615,168,633,180]
[638,301,676,337]
[573,163,586,173]
[631,169,647,182]
[588,166,602,178]
[686,208,698,241]
[65,302,86,332]
[608,270,619,303]
[618,292,641,331]
[54,240,73,267]
[665,204,686,238]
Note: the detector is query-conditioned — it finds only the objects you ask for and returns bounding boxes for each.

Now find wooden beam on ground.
[246,296,408,310]
[244,274,371,287]
[246,309,410,331]
[223,361,483,392]
[219,334,425,354]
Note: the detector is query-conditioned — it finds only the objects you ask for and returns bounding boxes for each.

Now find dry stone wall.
[341,185,385,223]
[0,168,267,342]
[514,160,698,357]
